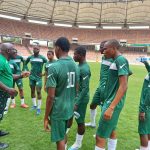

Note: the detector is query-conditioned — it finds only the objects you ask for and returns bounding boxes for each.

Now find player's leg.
[66,116,73,134]
[95,107,121,150]
[108,130,117,150]
[57,140,65,150]
[29,79,37,109]
[85,87,101,127]
[95,135,106,150]
[36,79,42,115]
[10,82,16,108]
[17,79,28,108]
[139,135,148,150]
[148,134,150,149]
[138,111,150,150]
[51,119,68,150]
[69,103,87,150]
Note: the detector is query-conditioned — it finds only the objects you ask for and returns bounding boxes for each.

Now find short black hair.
[47,50,54,55]
[106,39,121,50]
[75,46,86,57]
[55,37,70,52]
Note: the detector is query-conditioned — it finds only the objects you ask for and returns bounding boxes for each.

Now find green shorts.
[96,107,122,138]
[14,79,23,88]
[138,110,150,135]
[51,119,68,142]
[75,103,88,124]
[29,78,42,88]
[91,86,105,106]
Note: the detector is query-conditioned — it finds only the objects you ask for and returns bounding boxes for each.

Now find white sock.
[148,141,150,149]
[140,146,148,150]
[21,99,24,105]
[12,99,15,104]
[108,138,117,150]
[65,143,67,150]
[5,98,11,110]
[91,109,97,125]
[95,146,105,150]
[74,134,84,147]
[37,100,42,109]
[66,128,70,134]
[32,98,36,106]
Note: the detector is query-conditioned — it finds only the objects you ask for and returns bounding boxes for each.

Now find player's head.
[33,44,40,55]
[103,39,121,58]
[47,50,54,61]
[99,40,107,54]
[11,49,17,59]
[0,43,16,60]
[73,46,86,62]
[55,37,70,58]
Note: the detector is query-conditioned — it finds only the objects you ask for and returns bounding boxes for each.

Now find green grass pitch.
[0,62,147,150]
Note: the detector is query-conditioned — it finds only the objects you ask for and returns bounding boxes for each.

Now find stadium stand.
[1,18,150,44]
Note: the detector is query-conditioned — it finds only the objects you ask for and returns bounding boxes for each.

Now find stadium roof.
[0,0,150,27]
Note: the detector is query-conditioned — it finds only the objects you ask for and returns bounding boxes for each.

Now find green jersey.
[104,55,130,110]
[75,62,91,105]
[12,55,24,71]
[46,56,78,120]
[139,61,150,112]
[99,56,113,88]
[0,54,13,88]
[45,60,57,72]
[25,55,47,80]
[9,60,20,74]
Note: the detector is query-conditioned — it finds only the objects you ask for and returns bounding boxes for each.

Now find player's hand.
[7,88,18,97]
[139,112,145,121]
[21,71,30,78]
[74,104,78,111]
[44,117,50,132]
[104,107,114,120]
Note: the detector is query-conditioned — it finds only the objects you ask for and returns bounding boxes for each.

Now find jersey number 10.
[67,72,75,88]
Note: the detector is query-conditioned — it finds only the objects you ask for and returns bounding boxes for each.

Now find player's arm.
[75,71,90,106]
[44,64,47,91]
[143,61,150,73]
[13,71,30,80]
[139,95,146,121]
[104,75,128,120]
[15,63,21,75]
[44,87,55,131]
[104,59,129,120]
[21,56,26,71]
[23,56,30,71]
[44,65,57,131]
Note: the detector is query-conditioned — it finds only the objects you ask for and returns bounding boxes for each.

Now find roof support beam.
[49,0,57,23]
[98,2,103,27]
[74,0,80,26]
[24,0,34,19]
[124,0,128,27]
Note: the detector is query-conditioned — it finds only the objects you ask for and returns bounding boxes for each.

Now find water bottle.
[136,57,150,62]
